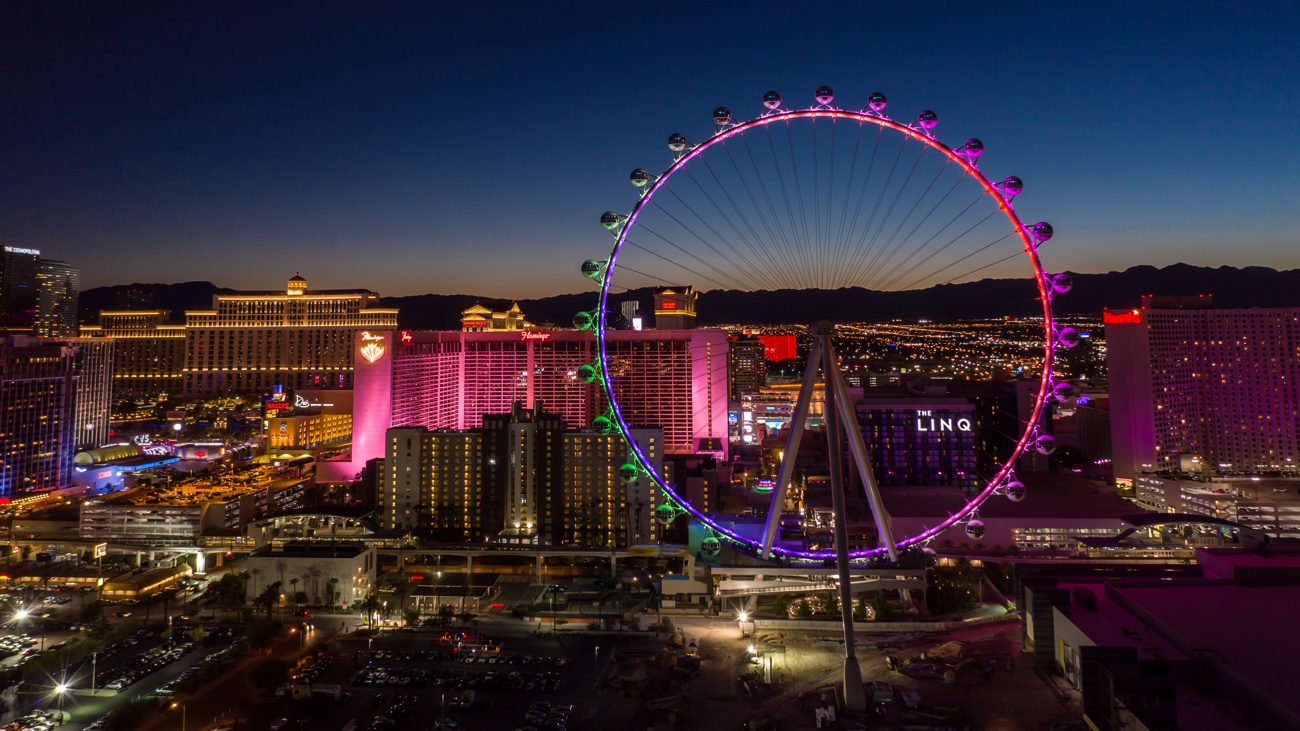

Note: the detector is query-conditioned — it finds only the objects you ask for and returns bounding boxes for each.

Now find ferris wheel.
[578,86,1076,563]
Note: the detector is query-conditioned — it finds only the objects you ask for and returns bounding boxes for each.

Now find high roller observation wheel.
[581,87,1076,562]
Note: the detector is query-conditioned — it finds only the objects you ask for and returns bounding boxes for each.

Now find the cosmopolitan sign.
[359,331,387,363]
[520,332,551,342]
[3,246,40,256]
[916,410,972,433]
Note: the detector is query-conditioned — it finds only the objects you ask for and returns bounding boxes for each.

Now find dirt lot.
[665,617,1083,731]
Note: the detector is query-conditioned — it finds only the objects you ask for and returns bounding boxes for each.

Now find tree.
[247,656,291,694]
[403,607,421,628]
[871,592,889,621]
[288,578,299,609]
[772,595,789,616]
[253,581,282,621]
[80,600,104,624]
[824,592,840,616]
[853,594,869,620]
[105,699,155,731]
[188,626,206,644]
[358,592,383,628]
[437,605,455,628]
[325,578,340,610]
[795,599,813,619]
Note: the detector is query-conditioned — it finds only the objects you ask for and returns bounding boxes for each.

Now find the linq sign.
[915,410,972,433]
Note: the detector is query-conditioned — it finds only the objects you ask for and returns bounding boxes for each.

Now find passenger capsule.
[618,463,640,483]
[577,364,598,383]
[573,311,593,330]
[581,260,604,279]
[1035,434,1057,456]
[917,110,938,130]
[1005,481,1027,502]
[1000,176,1024,198]
[867,92,887,112]
[667,133,689,152]
[1058,327,1081,349]
[1032,222,1054,244]
[814,86,834,105]
[600,211,623,231]
[1053,381,1076,402]
[965,520,986,541]
[655,503,677,525]
[712,107,732,125]
[1051,273,1074,294]
[762,90,782,110]
[700,536,722,557]
[962,138,984,158]
[593,415,613,435]
[630,168,651,187]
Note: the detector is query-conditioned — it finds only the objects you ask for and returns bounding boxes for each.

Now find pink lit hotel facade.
[1106,296,1300,481]
[318,328,729,481]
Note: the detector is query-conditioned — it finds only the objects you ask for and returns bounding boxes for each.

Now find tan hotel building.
[84,274,398,397]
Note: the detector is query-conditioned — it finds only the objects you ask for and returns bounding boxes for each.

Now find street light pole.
[91,651,97,693]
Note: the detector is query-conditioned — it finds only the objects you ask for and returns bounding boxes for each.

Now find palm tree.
[254,581,282,621]
[288,578,300,610]
[393,586,409,628]
[358,592,382,629]
[325,577,340,610]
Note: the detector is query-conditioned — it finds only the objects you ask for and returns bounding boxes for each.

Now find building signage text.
[520,332,551,342]
[916,410,972,433]
[359,331,387,363]
[1103,309,1141,325]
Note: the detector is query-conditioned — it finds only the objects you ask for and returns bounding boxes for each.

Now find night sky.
[1,2,1297,299]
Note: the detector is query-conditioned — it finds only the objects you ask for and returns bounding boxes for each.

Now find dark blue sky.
[1,2,1296,298]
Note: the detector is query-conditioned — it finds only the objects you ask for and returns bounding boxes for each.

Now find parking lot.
[226,630,638,731]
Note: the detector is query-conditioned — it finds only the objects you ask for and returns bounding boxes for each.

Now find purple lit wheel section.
[596,107,1056,561]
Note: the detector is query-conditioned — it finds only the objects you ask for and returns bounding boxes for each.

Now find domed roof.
[289,272,307,282]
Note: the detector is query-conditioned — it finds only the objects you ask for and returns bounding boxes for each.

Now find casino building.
[183,274,398,395]
[83,274,399,398]
[323,325,729,482]
[1107,295,1300,480]
[852,391,979,491]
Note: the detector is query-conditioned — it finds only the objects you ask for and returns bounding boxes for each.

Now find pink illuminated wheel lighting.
[593,88,1062,561]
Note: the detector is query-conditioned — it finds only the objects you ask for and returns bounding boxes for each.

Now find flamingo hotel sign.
[359,331,387,363]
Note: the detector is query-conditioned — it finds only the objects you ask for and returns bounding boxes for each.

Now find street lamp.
[171,701,187,731]
[54,682,68,718]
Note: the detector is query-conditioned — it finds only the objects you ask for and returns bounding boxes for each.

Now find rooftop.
[1113,581,1300,726]
[882,472,1138,521]
[251,543,370,559]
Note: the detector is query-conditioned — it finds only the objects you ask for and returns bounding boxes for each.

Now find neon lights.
[3,246,40,256]
[520,332,551,341]
[401,331,413,343]
[1104,309,1141,325]
[359,331,387,363]
[596,105,1057,560]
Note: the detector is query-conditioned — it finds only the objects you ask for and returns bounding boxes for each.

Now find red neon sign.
[661,301,677,310]
[1103,309,1141,325]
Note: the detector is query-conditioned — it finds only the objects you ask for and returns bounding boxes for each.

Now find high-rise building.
[728,336,766,400]
[0,246,43,335]
[0,336,77,493]
[851,393,979,490]
[757,333,797,362]
[34,260,79,338]
[460,302,531,332]
[338,327,728,482]
[652,286,697,329]
[381,402,663,547]
[66,338,114,450]
[81,310,186,399]
[1107,296,1300,481]
[182,273,398,395]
